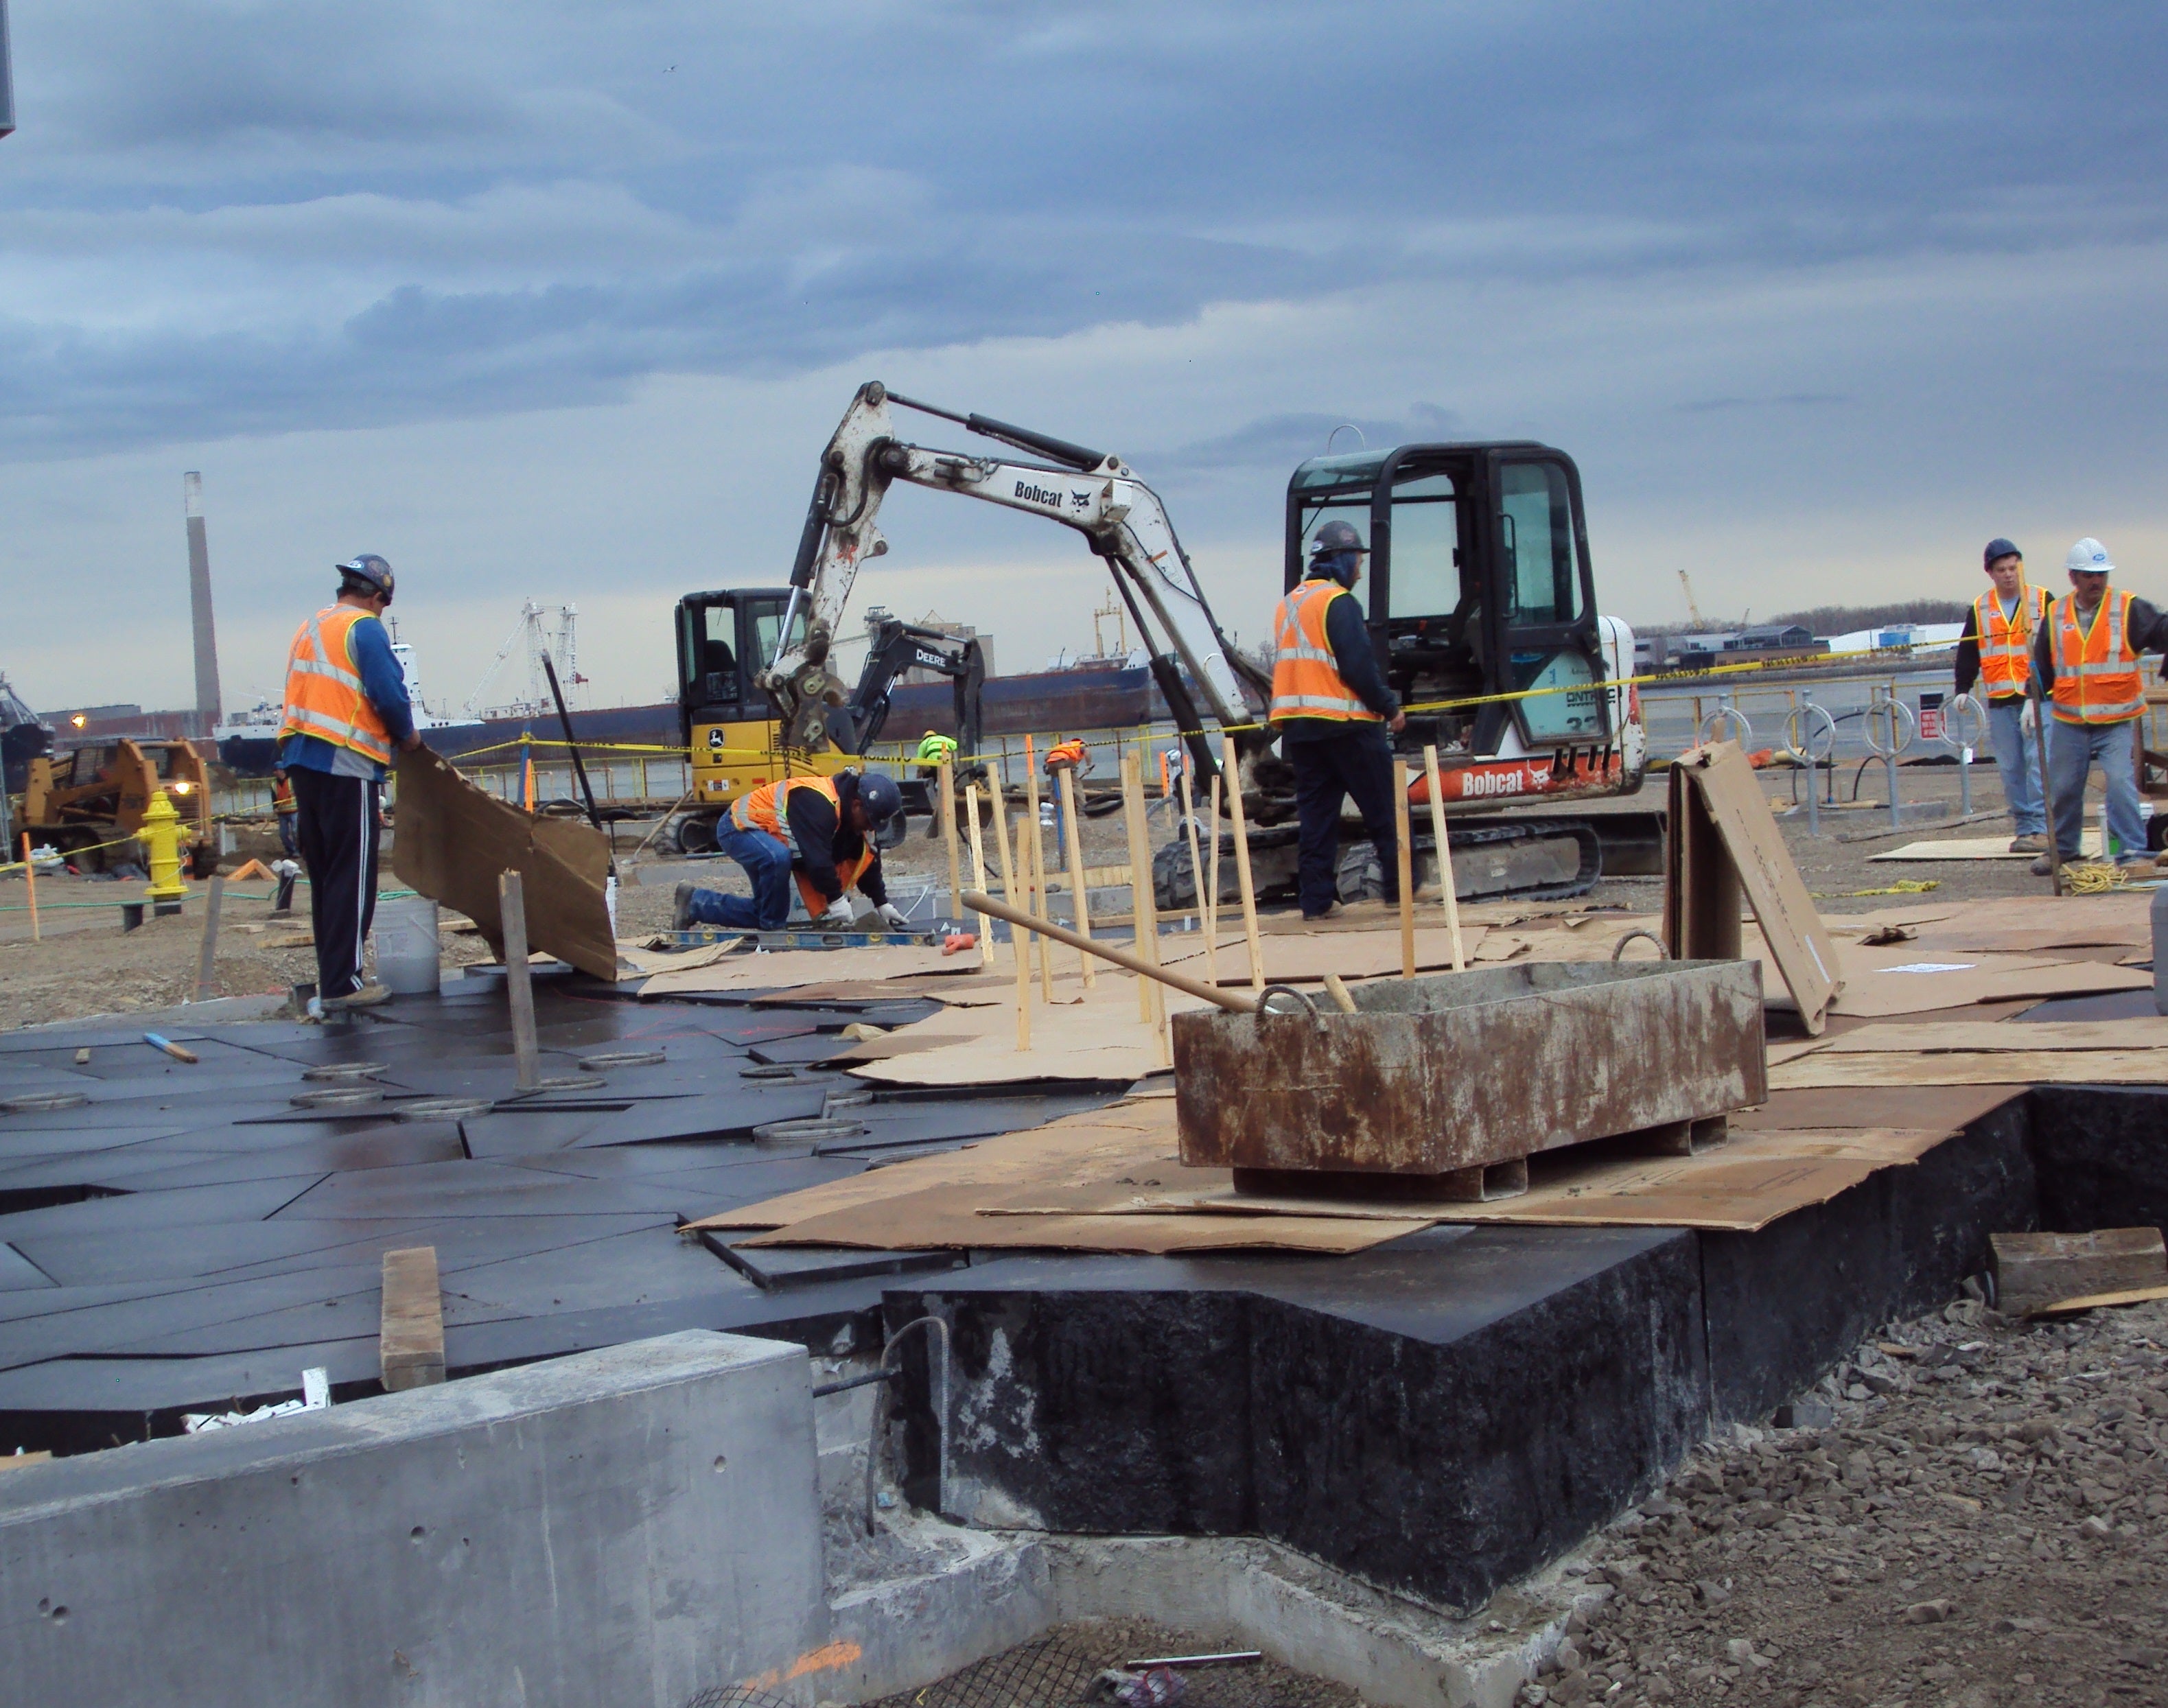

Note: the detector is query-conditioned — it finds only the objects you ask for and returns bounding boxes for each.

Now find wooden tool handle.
[962,890,1260,1014]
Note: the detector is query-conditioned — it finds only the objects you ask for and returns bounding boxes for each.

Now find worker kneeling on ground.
[674,771,909,931]
[2029,537,2168,876]
[1270,519,1406,920]
[276,553,423,1011]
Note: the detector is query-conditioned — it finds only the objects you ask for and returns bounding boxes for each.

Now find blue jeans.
[1985,697,2045,836]
[684,824,795,928]
[2049,718,2147,862]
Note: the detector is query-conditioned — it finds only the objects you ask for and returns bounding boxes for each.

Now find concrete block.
[0,1330,830,1708]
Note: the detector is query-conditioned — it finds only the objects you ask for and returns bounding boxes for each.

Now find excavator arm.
[758,382,1267,778]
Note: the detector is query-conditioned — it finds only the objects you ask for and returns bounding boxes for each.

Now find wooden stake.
[1203,774,1222,987]
[1421,745,1467,972]
[1322,973,1359,1014]
[193,874,226,1003]
[937,759,962,921]
[21,834,37,944]
[499,870,540,1090]
[1177,762,1207,966]
[1001,813,1032,1050]
[964,783,990,894]
[1221,733,1265,991]
[966,889,1262,1014]
[1120,751,1156,1024]
[1056,764,1096,988]
[990,792,1029,984]
[1025,771,1055,1001]
[1393,759,1416,979]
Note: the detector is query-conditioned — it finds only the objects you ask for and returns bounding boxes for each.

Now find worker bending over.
[276,553,422,1010]
[1270,519,1406,920]
[675,771,909,931]
[1953,537,2050,854]
[1045,736,1090,850]
[2029,537,2168,875]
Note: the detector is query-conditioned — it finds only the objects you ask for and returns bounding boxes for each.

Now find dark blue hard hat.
[854,770,906,848]
[1309,519,1368,557]
[336,553,395,601]
[1983,538,2021,569]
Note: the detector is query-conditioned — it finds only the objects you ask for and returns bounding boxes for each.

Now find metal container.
[1174,959,1765,1190]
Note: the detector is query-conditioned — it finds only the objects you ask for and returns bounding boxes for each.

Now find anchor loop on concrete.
[865,1313,951,1536]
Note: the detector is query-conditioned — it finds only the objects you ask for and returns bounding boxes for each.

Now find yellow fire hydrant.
[140,788,189,902]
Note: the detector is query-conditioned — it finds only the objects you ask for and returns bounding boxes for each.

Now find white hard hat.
[2066,537,2114,574]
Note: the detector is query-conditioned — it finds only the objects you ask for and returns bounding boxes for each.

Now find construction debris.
[1990,1228,2168,1317]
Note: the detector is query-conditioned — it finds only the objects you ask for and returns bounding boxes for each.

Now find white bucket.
[374,896,441,996]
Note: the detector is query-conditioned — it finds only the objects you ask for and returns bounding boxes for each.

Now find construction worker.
[1045,736,1090,850]
[914,729,960,841]
[276,554,421,1009]
[673,770,908,931]
[270,767,299,858]
[2029,537,2168,875]
[1953,538,2050,853]
[1270,519,1406,919]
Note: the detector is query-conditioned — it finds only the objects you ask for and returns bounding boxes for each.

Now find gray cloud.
[1,1,2163,463]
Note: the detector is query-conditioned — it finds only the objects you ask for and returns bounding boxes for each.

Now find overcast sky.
[3,1,2163,715]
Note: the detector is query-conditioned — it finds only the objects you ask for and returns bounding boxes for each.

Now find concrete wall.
[0,1331,829,1708]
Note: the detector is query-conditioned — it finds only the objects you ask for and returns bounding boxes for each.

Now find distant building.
[1734,623,1817,653]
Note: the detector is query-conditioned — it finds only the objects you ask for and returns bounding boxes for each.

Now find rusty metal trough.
[1172,959,1767,1200]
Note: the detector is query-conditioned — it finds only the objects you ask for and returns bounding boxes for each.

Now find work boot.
[1303,900,1343,922]
[322,981,391,1011]
[672,880,698,932]
[2008,833,2049,854]
[2029,854,2058,876]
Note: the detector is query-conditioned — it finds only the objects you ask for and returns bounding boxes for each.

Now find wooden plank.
[193,874,226,1002]
[380,1245,445,1391]
[1991,1228,2168,1316]
[1771,1047,2168,1089]
[500,871,540,1091]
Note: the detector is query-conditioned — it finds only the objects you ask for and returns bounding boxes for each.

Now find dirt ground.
[0,757,2134,1033]
[1533,1294,2168,1708]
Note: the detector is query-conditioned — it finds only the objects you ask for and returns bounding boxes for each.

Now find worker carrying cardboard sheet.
[673,770,908,931]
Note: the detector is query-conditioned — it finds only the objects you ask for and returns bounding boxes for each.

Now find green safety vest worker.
[914,732,959,765]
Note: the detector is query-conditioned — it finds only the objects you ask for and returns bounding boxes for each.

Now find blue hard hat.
[336,553,395,600]
[1983,538,2021,569]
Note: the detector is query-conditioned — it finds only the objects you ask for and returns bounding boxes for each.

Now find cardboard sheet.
[392,746,618,981]
[1771,1048,2168,1089]
[1826,958,2148,1018]
[1874,831,2104,862]
[838,973,1210,1086]
[1805,1017,2168,1055]
[1736,1084,2021,1132]
[638,942,983,996]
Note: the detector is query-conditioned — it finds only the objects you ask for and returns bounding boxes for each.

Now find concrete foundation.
[0,1331,829,1708]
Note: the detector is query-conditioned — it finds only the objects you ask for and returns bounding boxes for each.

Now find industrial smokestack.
[184,471,223,731]
[0,0,16,141]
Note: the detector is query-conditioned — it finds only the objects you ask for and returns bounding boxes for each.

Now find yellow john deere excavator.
[702,381,1654,903]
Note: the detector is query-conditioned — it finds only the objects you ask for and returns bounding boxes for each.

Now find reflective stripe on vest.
[277,607,393,767]
[1268,581,1379,723]
[2051,589,2145,724]
[1973,584,2047,698]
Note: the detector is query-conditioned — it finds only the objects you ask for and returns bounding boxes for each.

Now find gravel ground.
[1529,1296,2168,1708]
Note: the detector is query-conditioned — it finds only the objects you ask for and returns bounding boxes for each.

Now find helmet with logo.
[336,553,396,603]
[2065,538,2114,576]
[854,770,907,849]
[1308,518,1368,588]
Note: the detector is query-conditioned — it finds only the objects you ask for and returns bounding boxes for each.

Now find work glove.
[874,902,909,930]
[819,896,856,927]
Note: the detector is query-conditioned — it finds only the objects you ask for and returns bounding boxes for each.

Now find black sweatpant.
[290,766,382,999]
[1286,724,1399,916]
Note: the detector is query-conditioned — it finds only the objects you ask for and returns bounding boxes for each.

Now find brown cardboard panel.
[1735,1084,2021,1132]
[1826,959,2148,1018]
[1818,1018,2168,1053]
[1771,1047,2168,1089]
[391,746,618,981]
[1666,743,1842,1031]
[638,943,985,996]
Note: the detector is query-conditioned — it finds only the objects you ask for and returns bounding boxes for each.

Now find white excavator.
[758,381,1653,906]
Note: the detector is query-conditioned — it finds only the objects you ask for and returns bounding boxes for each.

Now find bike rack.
[1782,697,1839,837]
[1942,692,1989,818]
[1862,689,1918,834]
[1696,696,1754,749]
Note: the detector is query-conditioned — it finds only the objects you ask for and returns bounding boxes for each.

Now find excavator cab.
[673,587,826,837]
[1284,443,1615,762]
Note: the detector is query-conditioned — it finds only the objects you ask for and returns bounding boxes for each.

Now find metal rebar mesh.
[865,1630,1105,1708]
[679,1687,802,1708]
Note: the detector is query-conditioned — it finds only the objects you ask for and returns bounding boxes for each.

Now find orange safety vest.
[1045,738,1086,770]
[271,775,296,815]
[1972,584,2049,699]
[2050,589,2145,725]
[277,606,394,767]
[1269,580,1380,724]
[731,776,878,914]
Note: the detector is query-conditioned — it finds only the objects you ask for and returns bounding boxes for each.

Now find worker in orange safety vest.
[2027,537,2168,874]
[1953,538,2051,853]
[276,553,421,1011]
[1269,519,1406,919]
[673,771,909,931]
